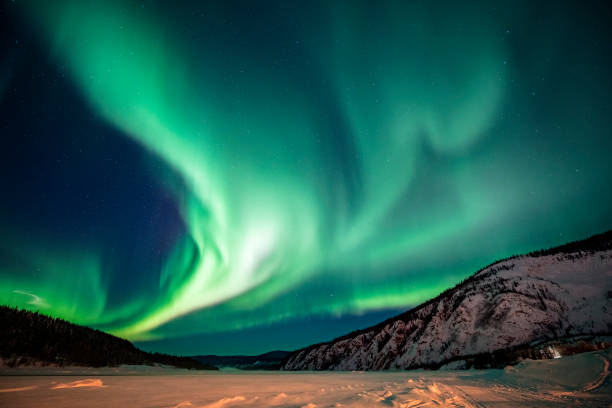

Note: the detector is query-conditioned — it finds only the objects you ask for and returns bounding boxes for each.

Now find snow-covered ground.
[1,348,610,407]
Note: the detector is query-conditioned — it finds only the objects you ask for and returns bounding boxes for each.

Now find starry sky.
[1,0,612,355]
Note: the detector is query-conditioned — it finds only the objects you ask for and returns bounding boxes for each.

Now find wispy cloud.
[13,290,49,308]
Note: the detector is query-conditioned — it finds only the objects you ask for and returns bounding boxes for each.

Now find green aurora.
[1,0,611,354]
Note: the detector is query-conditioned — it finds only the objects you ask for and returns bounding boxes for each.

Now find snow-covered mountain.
[282,231,612,370]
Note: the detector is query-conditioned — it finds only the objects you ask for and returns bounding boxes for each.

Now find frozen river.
[1,349,611,407]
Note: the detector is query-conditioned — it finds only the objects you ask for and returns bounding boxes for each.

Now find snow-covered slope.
[282,231,612,370]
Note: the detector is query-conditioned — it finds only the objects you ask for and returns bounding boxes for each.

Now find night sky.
[1,0,612,355]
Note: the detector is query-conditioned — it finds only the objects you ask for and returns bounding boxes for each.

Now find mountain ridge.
[282,230,612,370]
[0,306,216,370]
[191,350,291,370]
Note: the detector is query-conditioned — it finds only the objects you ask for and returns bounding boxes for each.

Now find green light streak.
[2,1,610,349]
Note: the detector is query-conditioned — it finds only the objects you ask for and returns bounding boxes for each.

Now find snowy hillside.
[282,231,612,370]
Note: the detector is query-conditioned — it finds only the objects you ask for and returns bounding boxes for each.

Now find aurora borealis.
[1,0,612,355]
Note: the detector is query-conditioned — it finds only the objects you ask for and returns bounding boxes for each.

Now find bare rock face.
[282,231,612,370]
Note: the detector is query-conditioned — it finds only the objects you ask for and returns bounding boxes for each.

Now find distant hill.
[192,350,291,370]
[283,230,612,370]
[0,307,216,370]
